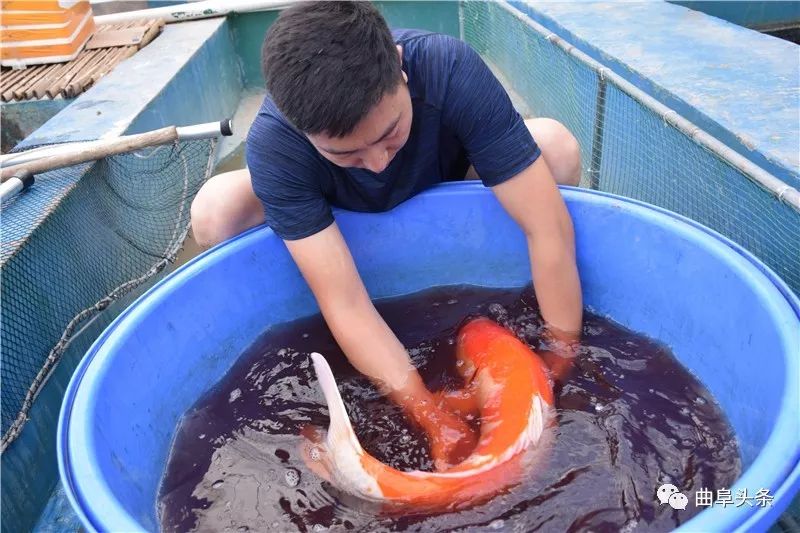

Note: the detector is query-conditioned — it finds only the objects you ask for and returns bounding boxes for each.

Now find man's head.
[262,1,412,173]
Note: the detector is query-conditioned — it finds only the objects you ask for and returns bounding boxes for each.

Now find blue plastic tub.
[58,183,799,532]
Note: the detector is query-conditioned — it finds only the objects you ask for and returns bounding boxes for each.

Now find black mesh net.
[462,0,800,296]
[1,138,217,449]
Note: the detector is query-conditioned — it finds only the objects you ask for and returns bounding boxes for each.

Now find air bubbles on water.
[229,388,242,403]
[211,479,224,489]
[694,396,707,405]
[285,468,300,487]
[312,525,327,532]
[447,299,458,305]
[310,447,323,462]
[489,518,505,530]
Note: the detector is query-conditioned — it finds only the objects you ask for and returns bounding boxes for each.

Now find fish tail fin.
[310,352,365,455]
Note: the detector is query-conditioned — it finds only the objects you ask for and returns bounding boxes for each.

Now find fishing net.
[0,138,217,449]
[462,0,800,297]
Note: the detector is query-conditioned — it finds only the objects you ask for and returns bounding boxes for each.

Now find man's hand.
[285,223,477,470]
[538,325,580,383]
[391,386,478,470]
[492,156,583,378]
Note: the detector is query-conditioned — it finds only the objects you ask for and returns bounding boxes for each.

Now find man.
[190,1,582,469]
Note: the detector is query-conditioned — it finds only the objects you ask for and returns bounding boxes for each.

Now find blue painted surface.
[511,1,800,189]
[33,484,84,533]
[57,183,799,532]
[669,1,800,29]
[20,17,240,147]
[126,19,242,135]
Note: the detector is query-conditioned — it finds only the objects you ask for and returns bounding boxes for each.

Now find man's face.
[307,47,413,173]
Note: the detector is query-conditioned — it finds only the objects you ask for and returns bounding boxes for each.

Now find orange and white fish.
[301,317,555,510]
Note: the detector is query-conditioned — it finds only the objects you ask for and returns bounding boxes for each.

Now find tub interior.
[63,185,799,531]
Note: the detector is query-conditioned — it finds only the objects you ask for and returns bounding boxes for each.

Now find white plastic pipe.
[94,0,293,25]
[0,172,31,202]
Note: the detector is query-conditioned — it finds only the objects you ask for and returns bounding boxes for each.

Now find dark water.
[158,285,741,532]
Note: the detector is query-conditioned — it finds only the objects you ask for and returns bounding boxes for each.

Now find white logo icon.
[669,492,689,510]
[657,483,687,510]
[657,483,680,504]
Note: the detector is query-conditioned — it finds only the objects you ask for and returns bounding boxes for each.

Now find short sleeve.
[246,112,334,241]
[440,37,541,186]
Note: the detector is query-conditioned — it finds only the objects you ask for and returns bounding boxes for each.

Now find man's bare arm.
[285,223,476,467]
[492,157,583,377]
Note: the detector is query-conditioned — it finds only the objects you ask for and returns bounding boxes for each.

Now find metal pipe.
[94,0,293,25]
[176,118,233,140]
[500,1,800,212]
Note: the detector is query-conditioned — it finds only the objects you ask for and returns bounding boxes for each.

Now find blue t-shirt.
[246,29,540,240]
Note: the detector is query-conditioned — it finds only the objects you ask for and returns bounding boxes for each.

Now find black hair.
[261,1,403,137]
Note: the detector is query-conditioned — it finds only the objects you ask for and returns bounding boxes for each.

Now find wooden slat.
[46,49,98,98]
[22,64,58,100]
[4,65,47,100]
[29,58,76,99]
[139,20,164,49]
[12,65,48,100]
[64,48,114,98]
[4,64,44,92]
[0,19,163,102]
[1,67,29,87]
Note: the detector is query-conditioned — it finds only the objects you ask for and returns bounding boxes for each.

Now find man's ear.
[396,45,408,82]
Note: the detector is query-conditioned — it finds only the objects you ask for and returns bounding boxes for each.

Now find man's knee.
[524,118,582,187]
[189,188,223,249]
[190,169,264,249]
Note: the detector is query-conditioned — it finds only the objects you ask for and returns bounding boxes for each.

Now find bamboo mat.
[0,19,164,103]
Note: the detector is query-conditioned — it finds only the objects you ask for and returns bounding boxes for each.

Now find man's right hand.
[285,223,478,470]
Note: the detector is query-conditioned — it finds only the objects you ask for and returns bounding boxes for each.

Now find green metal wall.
[228,1,461,88]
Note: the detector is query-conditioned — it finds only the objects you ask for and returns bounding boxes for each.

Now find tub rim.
[57,183,800,532]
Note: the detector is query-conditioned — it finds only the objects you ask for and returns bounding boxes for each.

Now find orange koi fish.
[301,317,555,510]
